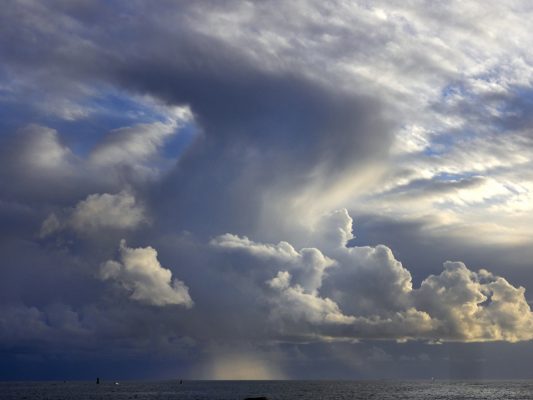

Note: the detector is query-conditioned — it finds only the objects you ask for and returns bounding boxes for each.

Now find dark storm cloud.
[0,0,392,236]
[149,74,390,236]
[103,20,391,235]
[0,0,394,377]
[2,0,533,381]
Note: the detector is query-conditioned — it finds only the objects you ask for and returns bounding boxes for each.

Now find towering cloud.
[213,209,533,342]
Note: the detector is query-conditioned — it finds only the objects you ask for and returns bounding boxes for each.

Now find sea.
[1,380,533,400]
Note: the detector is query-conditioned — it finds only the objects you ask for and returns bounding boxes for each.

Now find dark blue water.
[2,380,533,400]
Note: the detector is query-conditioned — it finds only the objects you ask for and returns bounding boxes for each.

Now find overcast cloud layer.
[2,0,533,380]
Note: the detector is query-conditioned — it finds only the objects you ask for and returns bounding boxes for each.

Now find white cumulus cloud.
[213,209,533,342]
[40,191,146,236]
[212,234,335,294]
[100,240,193,307]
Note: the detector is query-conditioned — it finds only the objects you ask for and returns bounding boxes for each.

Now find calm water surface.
[2,380,533,400]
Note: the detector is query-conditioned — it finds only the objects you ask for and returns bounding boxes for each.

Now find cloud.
[100,240,193,307]
[40,191,146,236]
[213,209,533,342]
[0,92,192,192]
[90,106,192,168]
[212,234,335,294]
[3,0,533,379]
[0,304,51,343]
[0,0,395,240]
[0,125,77,191]
[0,303,90,347]
[70,191,146,232]
[39,213,62,238]
[15,125,75,171]
[266,271,356,326]
[414,261,533,342]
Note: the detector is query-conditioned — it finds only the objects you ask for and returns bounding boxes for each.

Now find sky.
[2,0,533,380]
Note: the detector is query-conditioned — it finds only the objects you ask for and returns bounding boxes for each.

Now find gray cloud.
[1,0,533,380]
[89,108,192,169]
[40,191,147,237]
